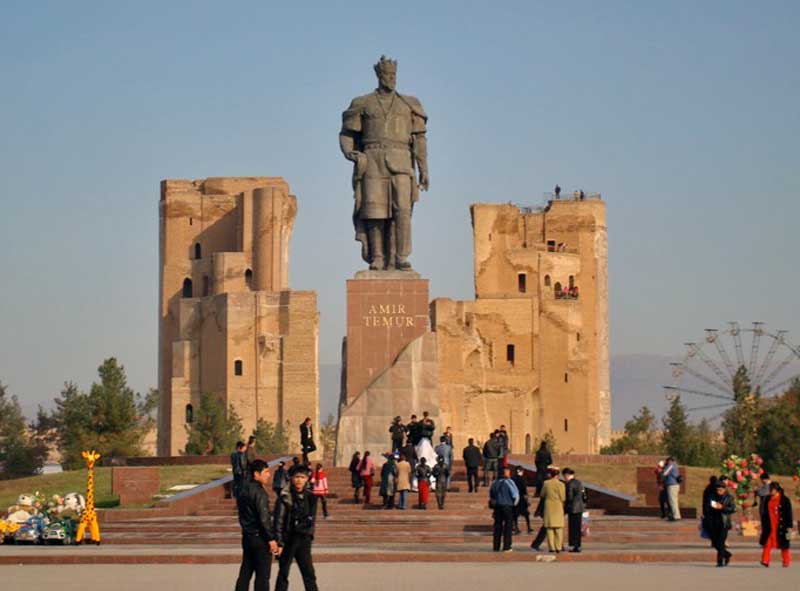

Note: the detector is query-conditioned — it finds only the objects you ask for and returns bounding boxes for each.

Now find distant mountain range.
[319,354,677,430]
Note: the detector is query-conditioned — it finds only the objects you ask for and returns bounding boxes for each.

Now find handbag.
[699,519,710,539]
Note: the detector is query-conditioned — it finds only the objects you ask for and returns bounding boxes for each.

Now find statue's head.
[374,55,397,92]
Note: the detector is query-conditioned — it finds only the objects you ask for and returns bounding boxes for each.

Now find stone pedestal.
[344,272,429,405]
[335,271,440,466]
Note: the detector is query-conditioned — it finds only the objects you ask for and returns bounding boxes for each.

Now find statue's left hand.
[418,171,430,191]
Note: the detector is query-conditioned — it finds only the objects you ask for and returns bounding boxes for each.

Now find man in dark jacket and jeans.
[462,438,482,493]
[236,459,280,591]
[489,465,519,552]
[274,464,319,591]
[562,467,586,552]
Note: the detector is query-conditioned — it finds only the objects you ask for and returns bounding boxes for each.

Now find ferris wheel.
[664,322,800,418]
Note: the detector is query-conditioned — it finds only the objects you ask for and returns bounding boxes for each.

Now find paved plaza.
[1,562,797,591]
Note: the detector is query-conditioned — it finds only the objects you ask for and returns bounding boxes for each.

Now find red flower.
[740,460,748,467]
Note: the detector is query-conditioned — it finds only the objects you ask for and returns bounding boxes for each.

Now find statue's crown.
[374,55,397,75]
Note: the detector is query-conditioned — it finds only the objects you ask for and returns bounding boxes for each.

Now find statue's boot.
[367,220,385,270]
[395,210,412,270]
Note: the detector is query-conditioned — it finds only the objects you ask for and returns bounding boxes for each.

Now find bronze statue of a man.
[340,56,429,271]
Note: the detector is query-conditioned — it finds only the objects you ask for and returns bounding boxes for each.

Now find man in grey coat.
[434,436,453,489]
[562,467,585,553]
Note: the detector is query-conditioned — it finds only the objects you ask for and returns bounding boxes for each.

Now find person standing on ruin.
[554,184,561,199]
[462,438,482,493]
[300,418,315,465]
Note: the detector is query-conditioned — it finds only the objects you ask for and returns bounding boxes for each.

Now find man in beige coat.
[396,455,412,510]
[540,468,566,552]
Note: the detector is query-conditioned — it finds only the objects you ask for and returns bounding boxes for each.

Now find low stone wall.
[111,467,160,505]
[108,453,287,467]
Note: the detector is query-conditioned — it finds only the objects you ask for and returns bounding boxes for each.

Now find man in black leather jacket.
[274,464,319,591]
[236,459,280,591]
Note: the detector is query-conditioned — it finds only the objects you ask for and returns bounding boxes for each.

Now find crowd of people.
[347,412,454,510]
[229,420,794,585]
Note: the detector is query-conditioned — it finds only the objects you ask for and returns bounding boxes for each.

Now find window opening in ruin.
[518,273,527,293]
[245,268,253,289]
[547,240,556,252]
[569,275,575,289]
[565,372,568,383]
[189,217,193,226]
[544,274,551,287]
[554,281,562,295]
[525,433,532,455]
[194,243,202,259]
[185,404,194,424]
[182,278,193,298]
[234,359,243,376]
[577,332,581,342]
[564,418,569,432]
[506,344,515,365]
[203,275,210,297]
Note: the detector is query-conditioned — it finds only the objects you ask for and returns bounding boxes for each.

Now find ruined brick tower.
[433,196,611,453]
[336,194,610,463]
[158,177,319,456]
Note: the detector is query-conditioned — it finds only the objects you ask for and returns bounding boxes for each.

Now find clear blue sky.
[1,1,798,418]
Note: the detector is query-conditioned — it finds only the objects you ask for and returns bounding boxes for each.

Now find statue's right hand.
[347,151,363,162]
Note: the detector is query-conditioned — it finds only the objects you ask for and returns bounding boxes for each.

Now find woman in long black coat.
[759,482,793,567]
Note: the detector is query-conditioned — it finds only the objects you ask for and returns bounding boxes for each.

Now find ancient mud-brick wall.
[159,177,318,456]
[432,199,609,454]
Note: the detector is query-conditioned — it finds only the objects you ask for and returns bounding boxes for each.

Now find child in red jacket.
[311,463,329,518]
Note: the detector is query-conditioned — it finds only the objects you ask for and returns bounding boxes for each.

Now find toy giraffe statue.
[75,450,101,544]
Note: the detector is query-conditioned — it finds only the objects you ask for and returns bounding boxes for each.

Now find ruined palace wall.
[159,177,317,456]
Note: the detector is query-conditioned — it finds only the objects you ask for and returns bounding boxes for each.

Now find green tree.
[318,414,338,457]
[722,365,762,455]
[756,380,800,474]
[662,396,691,462]
[46,359,156,468]
[252,419,289,454]
[536,429,558,455]
[686,418,724,467]
[184,392,243,455]
[601,406,662,455]
[0,382,47,479]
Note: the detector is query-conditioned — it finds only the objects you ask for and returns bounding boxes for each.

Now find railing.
[543,191,602,201]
